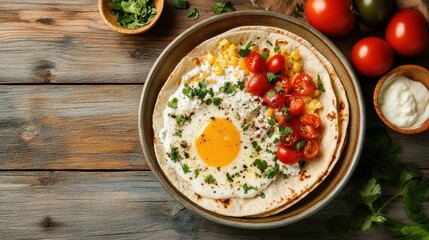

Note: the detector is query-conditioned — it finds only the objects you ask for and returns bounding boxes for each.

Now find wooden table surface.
[1,0,428,239]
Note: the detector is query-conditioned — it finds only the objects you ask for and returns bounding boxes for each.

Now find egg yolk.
[196,118,241,167]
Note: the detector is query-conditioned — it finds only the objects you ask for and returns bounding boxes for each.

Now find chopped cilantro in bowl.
[108,0,157,29]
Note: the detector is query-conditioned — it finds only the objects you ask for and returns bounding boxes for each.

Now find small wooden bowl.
[98,0,164,34]
[374,65,429,134]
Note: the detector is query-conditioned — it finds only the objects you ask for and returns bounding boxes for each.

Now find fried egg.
[160,63,300,199]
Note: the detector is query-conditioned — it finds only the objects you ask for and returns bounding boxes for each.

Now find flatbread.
[152,27,348,217]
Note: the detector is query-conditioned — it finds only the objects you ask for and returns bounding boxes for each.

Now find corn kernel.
[280,48,288,56]
[230,57,238,67]
[250,45,259,52]
[290,51,301,61]
[302,96,312,103]
[213,64,224,75]
[206,52,216,65]
[266,108,274,117]
[293,62,302,72]
[218,39,230,49]
[228,44,237,57]
[239,58,247,70]
[288,69,295,79]
[207,78,217,85]
[313,89,320,97]
[285,57,293,68]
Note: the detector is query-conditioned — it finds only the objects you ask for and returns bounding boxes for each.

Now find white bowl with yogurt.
[374,65,429,134]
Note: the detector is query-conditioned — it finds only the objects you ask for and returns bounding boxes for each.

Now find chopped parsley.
[317,75,326,92]
[273,137,279,144]
[167,98,178,109]
[241,123,250,132]
[181,163,191,173]
[266,72,278,84]
[267,90,276,99]
[252,141,262,152]
[295,140,307,151]
[267,129,274,138]
[194,169,200,178]
[187,8,199,19]
[242,183,258,194]
[238,41,254,57]
[173,130,183,137]
[168,147,183,163]
[212,1,235,14]
[204,174,216,184]
[267,117,276,126]
[180,140,188,148]
[279,124,293,137]
[266,40,273,46]
[182,83,195,98]
[259,192,266,198]
[220,82,236,94]
[274,86,284,94]
[212,97,222,106]
[171,0,190,9]
[226,172,234,182]
[236,81,245,90]
[265,148,275,155]
[261,50,270,60]
[264,162,280,179]
[176,114,187,127]
[254,159,268,173]
[108,0,157,29]
[274,45,280,51]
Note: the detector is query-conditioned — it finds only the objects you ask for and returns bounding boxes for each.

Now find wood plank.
[2,84,429,170]
[0,85,147,170]
[0,0,257,84]
[0,170,421,239]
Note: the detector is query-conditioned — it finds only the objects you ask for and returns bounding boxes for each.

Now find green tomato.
[353,0,394,28]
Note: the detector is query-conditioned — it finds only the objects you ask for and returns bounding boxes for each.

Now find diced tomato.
[263,90,286,108]
[293,73,315,96]
[299,123,318,139]
[246,73,271,96]
[285,95,305,116]
[275,76,293,94]
[276,144,303,165]
[299,114,321,129]
[303,139,319,159]
[244,51,266,73]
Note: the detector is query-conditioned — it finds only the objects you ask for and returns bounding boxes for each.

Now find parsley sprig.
[326,127,429,239]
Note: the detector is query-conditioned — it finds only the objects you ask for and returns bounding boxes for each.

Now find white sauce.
[378,75,429,129]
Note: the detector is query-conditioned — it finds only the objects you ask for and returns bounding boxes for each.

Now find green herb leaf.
[274,86,284,94]
[167,98,178,109]
[295,140,307,151]
[110,0,157,29]
[259,192,266,198]
[235,81,245,90]
[187,8,199,19]
[317,75,326,92]
[274,45,280,51]
[279,125,293,137]
[169,147,183,163]
[171,0,189,9]
[204,174,216,184]
[176,114,187,127]
[254,159,268,173]
[261,50,270,60]
[226,172,233,182]
[264,163,280,179]
[266,40,273,46]
[183,84,195,98]
[238,41,254,57]
[220,82,236,94]
[267,117,276,127]
[242,183,258,194]
[266,72,278,84]
[212,97,222,106]
[194,169,200,178]
[267,90,276,99]
[173,130,183,137]
[181,163,191,173]
[212,1,235,14]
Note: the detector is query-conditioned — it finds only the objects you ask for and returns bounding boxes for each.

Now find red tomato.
[276,144,303,165]
[246,73,271,96]
[385,9,429,57]
[351,37,394,78]
[263,90,286,108]
[299,123,318,139]
[285,95,305,116]
[300,114,321,129]
[275,76,293,94]
[305,0,356,36]
[293,73,315,96]
[280,121,301,147]
[244,51,266,73]
[266,54,285,73]
[303,139,319,159]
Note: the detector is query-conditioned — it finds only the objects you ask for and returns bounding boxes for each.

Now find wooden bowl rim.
[373,64,429,134]
[98,0,164,35]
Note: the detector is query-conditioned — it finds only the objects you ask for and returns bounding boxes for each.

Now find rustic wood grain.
[1,171,424,239]
[0,85,147,170]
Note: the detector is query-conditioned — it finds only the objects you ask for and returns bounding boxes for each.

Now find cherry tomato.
[244,51,266,73]
[276,144,303,165]
[280,121,301,147]
[263,90,286,108]
[275,76,293,94]
[303,139,319,159]
[285,95,305,116]
[246,73,271,96]
[305,0,356,36]
[385,9,429,57]
[266,54,285,73]
[351,37,394,78]
[299,123,318,139]
[299,114,321,129]
[293,73,315,96]
[353,0,393,28]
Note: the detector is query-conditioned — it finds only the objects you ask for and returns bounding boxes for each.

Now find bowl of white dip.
[374,65,429,134]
